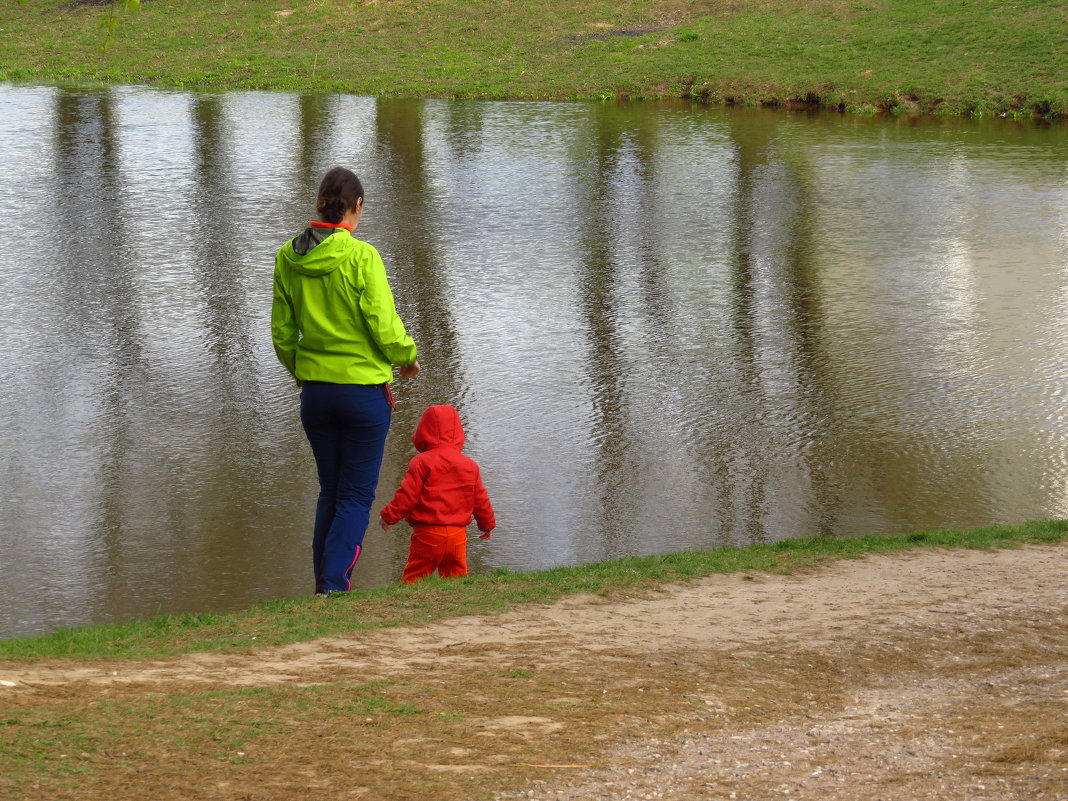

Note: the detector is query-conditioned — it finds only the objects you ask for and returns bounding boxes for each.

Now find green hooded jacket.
[272,226,417,384]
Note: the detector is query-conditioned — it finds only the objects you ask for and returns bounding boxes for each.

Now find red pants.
[403,524,468,583]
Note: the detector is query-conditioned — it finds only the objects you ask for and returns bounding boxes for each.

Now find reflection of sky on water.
[1,84,1068,637]
[411,102,594,567]
[807,134,1068,531]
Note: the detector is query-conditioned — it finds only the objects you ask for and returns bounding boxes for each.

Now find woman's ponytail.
[316,167,365,223]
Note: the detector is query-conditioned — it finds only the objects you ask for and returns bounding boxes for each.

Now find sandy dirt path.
[2,544,1066,800]
[2,544,1064,689]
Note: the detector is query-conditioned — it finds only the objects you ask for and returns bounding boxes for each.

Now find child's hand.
[478,530,492,540]
[379,518,391,532]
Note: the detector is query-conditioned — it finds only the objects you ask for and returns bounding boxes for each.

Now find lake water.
[1,84,1066,639]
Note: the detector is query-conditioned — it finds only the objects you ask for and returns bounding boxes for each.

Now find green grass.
[0,681,423,787]
[1,519,1065,661]
[0,0,1066,117]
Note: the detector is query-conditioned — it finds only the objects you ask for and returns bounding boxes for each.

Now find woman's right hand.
[399,360,421,379]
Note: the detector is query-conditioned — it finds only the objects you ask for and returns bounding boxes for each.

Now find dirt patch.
[568,25,673,43]
[65,0,154,8]
[1,545,1066,800]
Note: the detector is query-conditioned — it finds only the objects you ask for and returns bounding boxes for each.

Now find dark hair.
[316,166,365,224]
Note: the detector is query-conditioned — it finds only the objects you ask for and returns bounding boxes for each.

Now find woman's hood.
[279,227,349,276]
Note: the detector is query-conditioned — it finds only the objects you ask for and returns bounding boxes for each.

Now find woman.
[272,166,420,595]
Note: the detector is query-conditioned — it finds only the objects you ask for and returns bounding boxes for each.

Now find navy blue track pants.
[300,381,392,593]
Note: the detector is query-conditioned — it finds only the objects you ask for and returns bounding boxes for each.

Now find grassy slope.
[1,0,1066,116]
[1,521,1065,800]
[1,520,1066,661]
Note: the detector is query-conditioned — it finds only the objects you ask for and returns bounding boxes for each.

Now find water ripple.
[2,88,1068,636]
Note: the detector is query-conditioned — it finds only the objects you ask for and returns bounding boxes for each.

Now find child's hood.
[412,405,465,452]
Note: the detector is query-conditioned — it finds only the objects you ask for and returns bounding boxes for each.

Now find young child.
[379,405,495,583]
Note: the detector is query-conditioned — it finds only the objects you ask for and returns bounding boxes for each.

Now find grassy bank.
[1,521,1066,801]
[2,0,1066,117]
[1,519,1066,661]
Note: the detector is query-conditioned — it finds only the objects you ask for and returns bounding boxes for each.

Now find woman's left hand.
[399,360,421,379]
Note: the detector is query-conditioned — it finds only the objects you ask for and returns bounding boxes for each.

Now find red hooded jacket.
[380,405,495,532]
